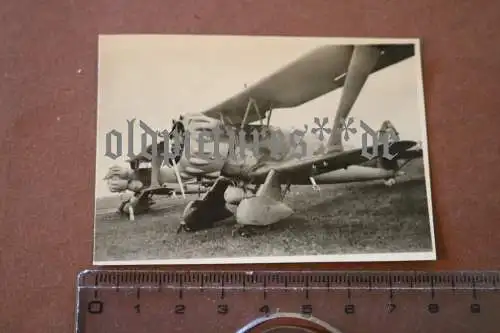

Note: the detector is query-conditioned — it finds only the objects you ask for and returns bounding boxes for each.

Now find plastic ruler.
[76,270,499,332]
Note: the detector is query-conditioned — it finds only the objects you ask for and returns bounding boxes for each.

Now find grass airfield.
[93,160,433,263]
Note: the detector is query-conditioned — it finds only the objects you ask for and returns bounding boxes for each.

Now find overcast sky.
[95,35,428,198]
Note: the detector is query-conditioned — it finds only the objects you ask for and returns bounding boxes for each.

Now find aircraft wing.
[241,140,419,183]
[202,44,415,125]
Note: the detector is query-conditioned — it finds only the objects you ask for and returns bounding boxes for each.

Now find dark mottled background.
[1,1,500,332]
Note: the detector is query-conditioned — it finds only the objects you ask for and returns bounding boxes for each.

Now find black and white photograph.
[93,35,436,265]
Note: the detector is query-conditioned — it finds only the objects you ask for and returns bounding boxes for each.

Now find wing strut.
[219,112,234,127]
[327,45,382,153]
[171,159,186,198]
[225,97,274,167]
[241,97,265,129]
[266,109,273,127]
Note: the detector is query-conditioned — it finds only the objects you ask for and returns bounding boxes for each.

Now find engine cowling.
[106,177,129,193]
[104,165,146,193]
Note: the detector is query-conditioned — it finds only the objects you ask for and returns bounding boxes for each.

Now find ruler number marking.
[428,303,439,314]
[259,305,270,315]
[344,304,355,314]
[217,304,229,315]
[301,304,312,315]
[87,300,103,314]
[175,304,186,314]
[470,303,481,314]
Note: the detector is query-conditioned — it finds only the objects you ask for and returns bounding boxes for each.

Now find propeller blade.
[171,159,186,199]
[328,45,381,150]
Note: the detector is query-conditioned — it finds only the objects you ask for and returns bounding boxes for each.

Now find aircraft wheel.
[181,200,214,232]
[181,199,232,232]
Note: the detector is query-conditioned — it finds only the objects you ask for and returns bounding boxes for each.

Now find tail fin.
[327,46,382,153]
[377,120,401,172]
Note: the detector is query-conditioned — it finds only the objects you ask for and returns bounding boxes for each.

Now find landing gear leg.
[117,193,151,219]
[309,177,320,191]
[282,183,291,198]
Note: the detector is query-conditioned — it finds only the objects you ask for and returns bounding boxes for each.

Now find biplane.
[104,43,426,235]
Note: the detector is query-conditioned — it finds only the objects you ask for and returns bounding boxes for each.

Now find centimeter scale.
[76,270,500,332]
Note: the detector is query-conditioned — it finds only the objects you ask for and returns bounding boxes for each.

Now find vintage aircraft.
[104,43,425,233]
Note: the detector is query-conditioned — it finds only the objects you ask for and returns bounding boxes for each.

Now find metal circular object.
[236,313,343,333]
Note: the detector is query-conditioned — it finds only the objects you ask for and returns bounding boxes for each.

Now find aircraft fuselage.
[163,113,398,186]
